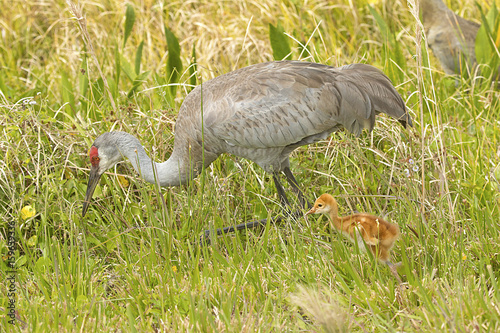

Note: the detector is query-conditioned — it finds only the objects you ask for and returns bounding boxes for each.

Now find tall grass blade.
[79,52,89,110]
[120,54,136,81]
[123,4,135,48]
[189,44,198,91]
[61,71,75,117]
[114,42,121,95]
[269,22,292,60]
[126,303,138,333]
[0,75,10,99]
[135,40,144,75]
[369,5,405,82]
[164,26,183,95]
[368,6,390,41]
[475,3,500,80]
[127,71,150,98]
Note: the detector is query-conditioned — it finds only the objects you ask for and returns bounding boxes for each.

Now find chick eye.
[318,204,323,207]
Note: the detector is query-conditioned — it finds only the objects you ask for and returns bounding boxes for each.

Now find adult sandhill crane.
[420,0,480,75]
[82,61,412,234]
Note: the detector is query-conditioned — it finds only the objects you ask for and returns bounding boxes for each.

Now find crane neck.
[117,135,186,187]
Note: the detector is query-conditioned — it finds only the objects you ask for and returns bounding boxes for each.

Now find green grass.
[1,0,500,331]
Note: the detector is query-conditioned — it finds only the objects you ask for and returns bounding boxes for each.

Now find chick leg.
[386,260,403,285]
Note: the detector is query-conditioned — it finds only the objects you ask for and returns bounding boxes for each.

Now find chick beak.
[82,165,102,217]
[305,207,316,216]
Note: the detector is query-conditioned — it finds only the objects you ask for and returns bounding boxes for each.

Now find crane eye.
[90,155,100,167]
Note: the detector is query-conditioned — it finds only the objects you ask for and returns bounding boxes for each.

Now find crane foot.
[199,210,303,246]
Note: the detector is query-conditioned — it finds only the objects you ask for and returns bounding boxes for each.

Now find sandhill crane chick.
[306,194,400,265]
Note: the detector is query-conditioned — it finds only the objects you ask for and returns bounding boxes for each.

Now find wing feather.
[179,61,410,150]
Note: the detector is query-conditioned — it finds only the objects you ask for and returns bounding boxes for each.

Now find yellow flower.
[117,175,129,188]
[172,265,178,273]
[21,205,36,220]
[462,253,467,261]
[63,167,74,179]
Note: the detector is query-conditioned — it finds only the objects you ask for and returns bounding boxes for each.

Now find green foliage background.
[0,0,499,331]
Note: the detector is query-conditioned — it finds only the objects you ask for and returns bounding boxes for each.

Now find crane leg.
[199,209,303,246]
[199,170,305,246]
[273,173,291,208]
[283,167,310,209]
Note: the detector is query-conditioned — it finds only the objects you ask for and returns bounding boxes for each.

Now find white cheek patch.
[98,154,109,173]
[317,204,329,213]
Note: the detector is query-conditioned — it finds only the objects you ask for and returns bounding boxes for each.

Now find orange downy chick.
[306,194,400,264]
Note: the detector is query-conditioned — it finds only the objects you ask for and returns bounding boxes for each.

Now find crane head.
[82,146,103,217]
[82,137,124,217]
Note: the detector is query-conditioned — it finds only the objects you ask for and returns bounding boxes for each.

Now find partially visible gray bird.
[82,61,412,218]
[420,0,480,75]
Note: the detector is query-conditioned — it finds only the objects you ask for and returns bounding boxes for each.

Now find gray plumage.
[83,61,412,216]
[420,0,480,75]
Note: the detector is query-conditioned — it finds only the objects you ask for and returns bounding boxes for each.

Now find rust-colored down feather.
[306,194,399,263]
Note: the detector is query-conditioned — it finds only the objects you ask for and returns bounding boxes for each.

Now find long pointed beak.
[82,166,102,217]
